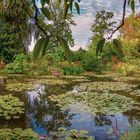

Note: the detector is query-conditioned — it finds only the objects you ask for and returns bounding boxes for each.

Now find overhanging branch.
[108,0,127,39]
[33,0,49,37]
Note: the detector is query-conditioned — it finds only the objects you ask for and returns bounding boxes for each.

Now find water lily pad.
[76,82,137,93]
[130,89,140,96]
[48,92,136,115]
[0,94,24,120]
[6,82,34,91]
[37,78,69,85]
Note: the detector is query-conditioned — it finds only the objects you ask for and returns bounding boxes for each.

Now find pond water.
[0,74,140,140]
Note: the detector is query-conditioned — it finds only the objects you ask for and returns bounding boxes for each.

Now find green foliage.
[0,94,24,120]
[113,39,124,60]
[0,0,31,54]
[128,0,135,13]
[0,128,38,140]
[48,127,94,140]
[59,61,84,75]
[5,54,29,74]
[116,63,137,76]
[72,49,86,61]
[33,37,50,62]
[90,10,116,42]
[89,10,124,65]
[81,52,102,72]
[96,38,106,55]
[32,0,79,62]
[0,22,24,63]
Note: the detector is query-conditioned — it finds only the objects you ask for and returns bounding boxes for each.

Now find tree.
[0,0,139,61]
[0,0,31,62]
[90,10,116,44]
[0,22,24,63]
[41,1,75,51]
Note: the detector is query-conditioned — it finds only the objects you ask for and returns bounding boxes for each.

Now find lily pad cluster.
[47,127,94,140]
[130,89,140,96]
[49,92,135,115]
[76,82,137,93]
[0,128,38,140]
[61,75,87,79]
[38,78,69,85]
[6,82,34,91]
[0,94,24,120]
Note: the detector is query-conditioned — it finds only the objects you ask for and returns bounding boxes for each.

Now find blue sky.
[29,0,140,51]
[72,0,140,50]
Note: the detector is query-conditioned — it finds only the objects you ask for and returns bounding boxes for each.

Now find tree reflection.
[94,115,112,126]
[25,84,73,135]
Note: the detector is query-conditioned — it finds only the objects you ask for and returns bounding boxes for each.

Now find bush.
[0,128,38,140]
[81,52,102,72]
[5,53,29,74]
[72,49,86,61]
[115,63,137,76]
[59,61,84,75]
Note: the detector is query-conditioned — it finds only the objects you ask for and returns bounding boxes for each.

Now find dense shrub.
[0,22,24,63]
[72,49,86,61]
[5,54,29,74]
[59,61,84,75]
[81,52,102,72]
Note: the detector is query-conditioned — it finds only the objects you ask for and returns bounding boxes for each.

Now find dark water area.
[0,75,140,140]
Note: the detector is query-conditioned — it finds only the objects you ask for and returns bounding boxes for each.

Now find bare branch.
[108,0,127,39]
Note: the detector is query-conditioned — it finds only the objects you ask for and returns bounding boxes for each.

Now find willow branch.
[33,0,50,37]
[108,0,127,39]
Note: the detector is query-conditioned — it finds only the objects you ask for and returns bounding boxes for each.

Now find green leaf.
[131,0,135,13]
[44,0,50,5]
[41,7,51,20]
[64,3,70,19]
[69,0,74,12]
[32,37,50,62]
[59,38,73,61]
[75,2,80,14]
[96,38,105,55]
[113,39,124,59]
[128,0,131,5]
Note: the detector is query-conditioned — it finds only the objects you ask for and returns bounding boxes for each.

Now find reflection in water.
[0,76,140,140]
[24,83,140,139]
[26,84,73,135]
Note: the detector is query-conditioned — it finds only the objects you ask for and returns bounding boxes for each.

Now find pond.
[0,74,140,140]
